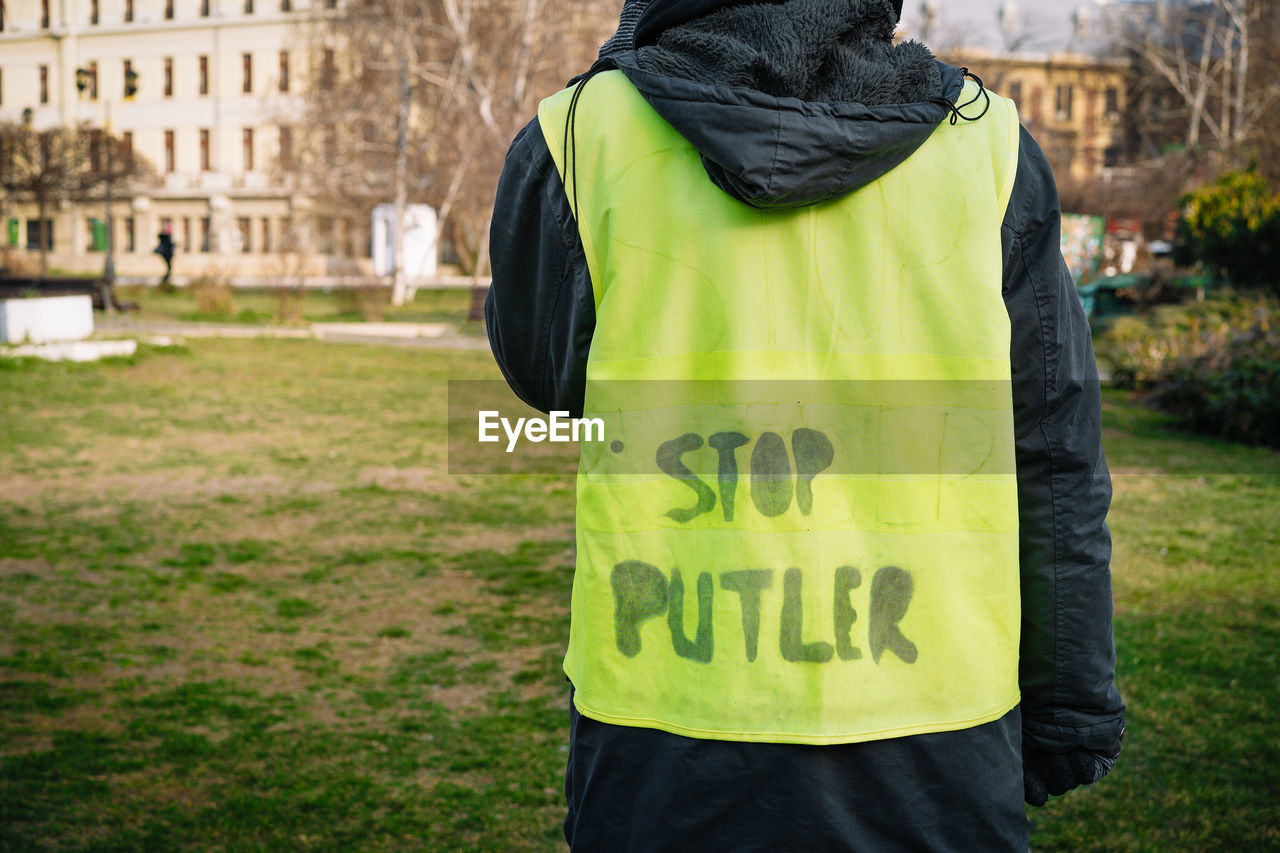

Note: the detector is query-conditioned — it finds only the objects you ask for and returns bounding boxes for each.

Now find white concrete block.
[371,204,438,281]
[2,339,137,362]
[0,296,95,345]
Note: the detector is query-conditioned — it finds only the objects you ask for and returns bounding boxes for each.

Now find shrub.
[274,285,305,324]
[335,285,390,322]
[1174,169,1280,293]
[1102,294,1280,447]
[190,263,236,316]
[268,249,310,324]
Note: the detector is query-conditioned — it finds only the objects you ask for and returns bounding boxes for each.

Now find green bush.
[1174,169,1280,292]
[1102,294,1280,448]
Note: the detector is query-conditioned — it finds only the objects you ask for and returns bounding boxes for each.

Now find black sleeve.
[1000,126,1125,756]
[485,116,595,417]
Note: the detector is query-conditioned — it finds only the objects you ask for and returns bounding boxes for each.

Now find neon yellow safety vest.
[538,70,1022,745]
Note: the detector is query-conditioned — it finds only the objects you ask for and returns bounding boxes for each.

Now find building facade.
[941,48,1129,185]
[0,0,368,280]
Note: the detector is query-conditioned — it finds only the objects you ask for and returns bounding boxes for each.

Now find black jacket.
[154,233,175,261]
[487,2,1123,848]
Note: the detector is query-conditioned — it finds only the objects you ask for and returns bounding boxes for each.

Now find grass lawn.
[1,340,1277,851]
[112,285,477,327]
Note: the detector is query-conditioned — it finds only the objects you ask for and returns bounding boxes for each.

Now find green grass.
[113,284,478,327]
[1024,390,1280,852]
[1,343,1277,850]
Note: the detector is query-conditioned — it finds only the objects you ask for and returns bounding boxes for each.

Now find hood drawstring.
[563,58,616,222]
[940,68,991,125]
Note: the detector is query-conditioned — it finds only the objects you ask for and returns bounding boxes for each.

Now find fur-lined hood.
[596,0,964,209]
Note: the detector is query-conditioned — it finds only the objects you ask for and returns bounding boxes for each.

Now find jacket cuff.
[1023,710,1125,755]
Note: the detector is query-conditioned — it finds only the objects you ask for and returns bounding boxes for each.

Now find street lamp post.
[76,66,129,313]
[103,99,115,294]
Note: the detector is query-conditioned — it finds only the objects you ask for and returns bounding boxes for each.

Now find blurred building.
[0,0,368,280]
[941,48,1129,183]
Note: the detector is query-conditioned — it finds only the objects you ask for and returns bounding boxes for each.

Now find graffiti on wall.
[1061,213,1106,285]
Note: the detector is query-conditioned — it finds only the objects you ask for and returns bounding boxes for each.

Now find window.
[242,127,253,171]
[164,57,173,96]
[122,59,133,98]
[87,219,104,252]
[321,48,335,88]
[261,217,271,254]
[164,130,175,172]
[242,53,252,94]
[124,217,135,252]
[200,217,210,252]
[124,0,133,22]
[199,129,210,171]
[121,131,134,171]
[325,0,336,8]
[244,0,253,12]
[200,0,209,16]
[87,62,99,100]
[40,65,49,104]
[90,0,98,24]
[199,56,209,95]
[317,216,334,255]
[41,0,50,27]
[281,0,291,11]
[1007,80,1021,105]
[89,132,102,172]
[27,220,53,251]
[164,0,173,19]
[323,128,335,165]
[278,125,292,170]
[183,217,193,252]
[1,1,6,32]
[238,217,251,253]
[278,51,289,92]
[1105,87,1119,115]
[1055,84,1074,121]
[339,217,352,255]
[0,69,4,105]
[1027,84,1044,130]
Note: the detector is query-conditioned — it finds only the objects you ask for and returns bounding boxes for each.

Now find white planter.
[0,295,95,345]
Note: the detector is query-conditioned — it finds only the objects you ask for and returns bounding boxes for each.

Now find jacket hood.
[595,0,963,210]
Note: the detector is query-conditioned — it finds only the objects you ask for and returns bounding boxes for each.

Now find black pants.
[563,691,1029,852]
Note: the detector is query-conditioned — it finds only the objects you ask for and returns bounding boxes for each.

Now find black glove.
[1023,746,1120,807]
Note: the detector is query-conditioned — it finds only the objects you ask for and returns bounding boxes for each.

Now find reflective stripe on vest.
[538,70,1022,744]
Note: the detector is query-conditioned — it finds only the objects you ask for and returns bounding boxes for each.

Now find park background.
[3,0,1280,849]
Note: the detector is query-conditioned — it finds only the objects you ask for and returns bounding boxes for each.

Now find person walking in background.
[154,224,175,288]
[486,0,1124,849]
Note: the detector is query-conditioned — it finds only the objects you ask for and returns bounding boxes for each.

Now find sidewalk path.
[95,316,490,351]
[114,274,492,290]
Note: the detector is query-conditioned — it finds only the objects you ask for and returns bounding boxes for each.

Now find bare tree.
[0,122,154,278]
[1104,0,1264,155]
[1249,0,1280,184]
[288,0,615,307]
[1,124,84,276]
